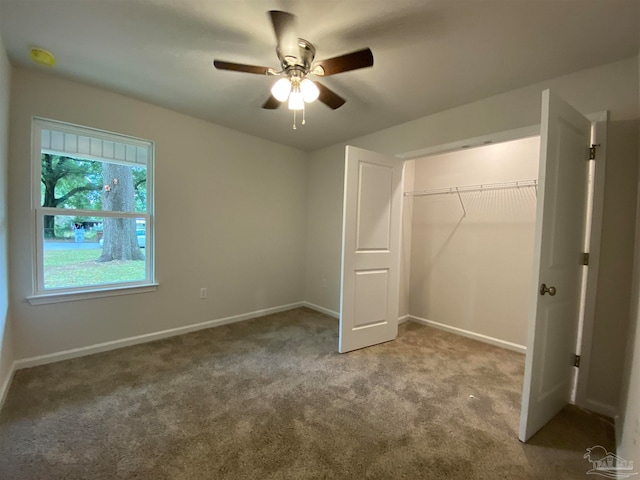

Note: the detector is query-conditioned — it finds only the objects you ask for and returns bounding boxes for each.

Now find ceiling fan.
[213,10,374,128]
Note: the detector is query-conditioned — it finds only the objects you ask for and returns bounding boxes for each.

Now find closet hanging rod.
[404,179,538,197]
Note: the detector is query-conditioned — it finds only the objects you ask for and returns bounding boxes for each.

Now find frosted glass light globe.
[300,79,319,103]
[271,78,292,102]
[288,91,305,110]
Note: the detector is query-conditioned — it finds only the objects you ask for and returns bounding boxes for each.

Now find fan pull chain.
[291,105,307,130]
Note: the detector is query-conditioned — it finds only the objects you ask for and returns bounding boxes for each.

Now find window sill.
[27,283,159,305]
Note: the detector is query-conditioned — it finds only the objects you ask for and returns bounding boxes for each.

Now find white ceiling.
[0,0,638,151]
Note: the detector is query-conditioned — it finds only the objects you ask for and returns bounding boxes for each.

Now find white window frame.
[28,117,157,305]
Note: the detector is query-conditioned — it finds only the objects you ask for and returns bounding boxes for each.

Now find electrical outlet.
[199,288,207,299]
[322,278,327,289]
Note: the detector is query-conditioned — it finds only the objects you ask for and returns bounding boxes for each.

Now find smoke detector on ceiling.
[30,47,56,67]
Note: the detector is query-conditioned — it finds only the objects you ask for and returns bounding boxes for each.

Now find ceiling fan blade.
[314,48,374,76]
[213,60,272,75]
[269,10,299,63]
[262,94,281,109]
[316,82,346,109]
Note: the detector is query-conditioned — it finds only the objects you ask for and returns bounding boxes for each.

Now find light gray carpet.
[0,307,613,479]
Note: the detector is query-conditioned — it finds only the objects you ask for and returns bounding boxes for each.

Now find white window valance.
[40,125,149,166]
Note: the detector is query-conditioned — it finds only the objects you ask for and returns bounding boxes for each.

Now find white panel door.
[519,90,591,442]
[339,146,404,353]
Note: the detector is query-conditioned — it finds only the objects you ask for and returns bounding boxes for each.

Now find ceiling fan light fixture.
[300,79,319,103]
[271,78,292,101]
[288,90,305,110]
[214,10,374,128]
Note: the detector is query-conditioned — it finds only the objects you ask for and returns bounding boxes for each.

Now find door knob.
[540,283,557,296]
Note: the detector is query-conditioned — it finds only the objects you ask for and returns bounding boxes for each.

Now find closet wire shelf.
[404,179,538,198]
[404,179,538,217]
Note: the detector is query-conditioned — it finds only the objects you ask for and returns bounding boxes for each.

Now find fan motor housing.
[277,38,316,72]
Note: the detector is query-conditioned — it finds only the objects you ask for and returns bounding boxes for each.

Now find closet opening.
[403,136,542,355]
[397,108,605,439]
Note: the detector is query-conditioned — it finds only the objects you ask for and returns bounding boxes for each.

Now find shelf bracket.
[455,187,467,217]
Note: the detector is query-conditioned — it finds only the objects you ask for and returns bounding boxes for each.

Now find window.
[30,118,155,303]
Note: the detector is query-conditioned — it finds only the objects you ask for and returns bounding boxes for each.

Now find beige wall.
[408,137,539,348]
[399,160,415,319]
[304,56,639,414]
[303,144,344,315]
[587,119,639,410]
[617,51,640,464]
[8,67,308,360]
[0,14,15,402]
[619,225,640,468]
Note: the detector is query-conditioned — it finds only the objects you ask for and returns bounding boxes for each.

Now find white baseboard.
[582,397,618,420]
[303,301,339,319]
[15,301,399,370]
[614,415,623,448]
[14,302,305,370]
[0,361,17,411]
[408,315,526,354]
[302,303,410,326]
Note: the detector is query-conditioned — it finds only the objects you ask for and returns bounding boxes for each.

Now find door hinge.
[589,144,600,160]
[583,252,589,266]
[574,354,581,368]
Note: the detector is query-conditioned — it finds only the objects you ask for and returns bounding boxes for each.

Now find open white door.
[339,146,404,353]
[519,90,591,442]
